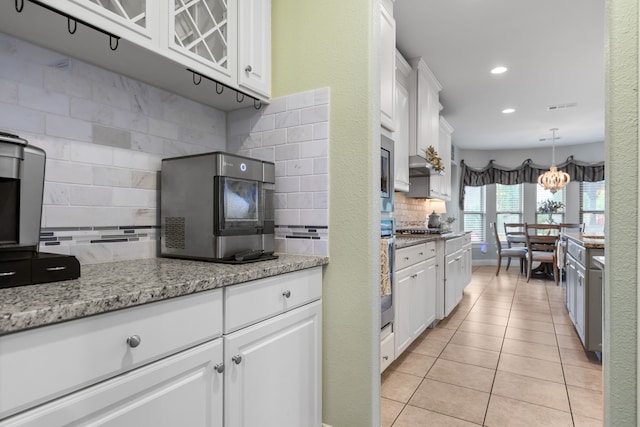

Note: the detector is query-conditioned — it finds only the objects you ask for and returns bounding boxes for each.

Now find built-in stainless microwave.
[381,135,394,213]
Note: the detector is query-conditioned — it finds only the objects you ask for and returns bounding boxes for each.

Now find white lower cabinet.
[444,235,472,317]
[2,339,224,427]
[0,267,322,427]
[394,243,437,357]
[225,301,321,427]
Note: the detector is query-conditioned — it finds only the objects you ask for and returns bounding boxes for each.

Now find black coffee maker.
[0,132,79,288]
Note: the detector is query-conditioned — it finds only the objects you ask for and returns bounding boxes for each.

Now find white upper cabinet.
[41,0,158,46]
[380,0,396,131]
[238,0,271,98]
[430,117,453,200]
[168,0,238,87]
[393,50,411,192]
[2,0,270,110]
[408,58,442,159]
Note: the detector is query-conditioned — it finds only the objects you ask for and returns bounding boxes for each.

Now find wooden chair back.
[525,224,560,252]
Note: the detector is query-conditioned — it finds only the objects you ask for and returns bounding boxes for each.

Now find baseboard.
[322,424,333,427]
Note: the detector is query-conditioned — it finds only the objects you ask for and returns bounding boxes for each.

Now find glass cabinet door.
[172,0,230,71]
[87,0,148,29]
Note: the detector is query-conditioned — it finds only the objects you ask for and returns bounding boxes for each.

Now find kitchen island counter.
[0,254,328,335]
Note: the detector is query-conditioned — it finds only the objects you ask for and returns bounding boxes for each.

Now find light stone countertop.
[563,232,605,249]
[395,231,471,249]
[0,255,328,336]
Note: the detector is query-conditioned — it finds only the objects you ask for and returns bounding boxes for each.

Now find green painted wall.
[605,0,638,424]
[272,1,381,426]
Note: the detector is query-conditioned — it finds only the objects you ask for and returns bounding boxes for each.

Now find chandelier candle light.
[538,128,571,193]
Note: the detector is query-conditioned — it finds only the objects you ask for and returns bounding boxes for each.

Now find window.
[464,186,486,243]
[496,184,523,240]
[536,186,565,224]
[581,181,605,234]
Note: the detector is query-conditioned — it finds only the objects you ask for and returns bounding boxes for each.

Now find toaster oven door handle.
[0,271,17,277]
[46,266,67,272]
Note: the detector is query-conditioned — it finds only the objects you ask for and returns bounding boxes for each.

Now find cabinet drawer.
[567,241,586,265]
[425,241,437,259]
[380,332,395,373]
[0,288,223,419]
[224,267,322,334]
[0,259,30,288]
[396,243,429,270]
[446,237,463,255]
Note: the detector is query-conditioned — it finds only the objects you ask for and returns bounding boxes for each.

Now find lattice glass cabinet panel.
[173,0,228,69]
[88,0,147,28]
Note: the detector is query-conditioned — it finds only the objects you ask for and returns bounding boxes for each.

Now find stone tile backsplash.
[0,33,225,264]
[227,88,330,257]
[0,32,330,262]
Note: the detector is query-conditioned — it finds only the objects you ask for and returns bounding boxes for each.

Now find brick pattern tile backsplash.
[0,33,226,264]
[0,33,330,262]
[227,88,330,257]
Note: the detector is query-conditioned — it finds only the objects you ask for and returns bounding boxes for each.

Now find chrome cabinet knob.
[126,335,141,348]
[245,65,252,73]
[282,290,291,298]
[418,252,424,256]
[383,356,388,361]
[214,363,225,373]
[232,355,243,364]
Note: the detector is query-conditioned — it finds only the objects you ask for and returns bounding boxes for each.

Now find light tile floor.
[381,266,603,427]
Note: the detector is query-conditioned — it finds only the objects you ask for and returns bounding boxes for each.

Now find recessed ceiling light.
[502,108,515,114]
[491,66,508,74]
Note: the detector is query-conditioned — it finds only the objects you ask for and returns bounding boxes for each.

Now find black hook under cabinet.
[16,0,121,51]
[186,68,263,110]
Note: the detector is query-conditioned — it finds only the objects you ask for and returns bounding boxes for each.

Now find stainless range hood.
[407,155,444,198]
[409,155,438,177]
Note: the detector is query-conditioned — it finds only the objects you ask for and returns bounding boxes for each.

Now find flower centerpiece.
[537,199,565,224]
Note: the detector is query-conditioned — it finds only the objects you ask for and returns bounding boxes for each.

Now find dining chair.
[524,223,560,285]
[492,222,527,276]
[503,223,526,270]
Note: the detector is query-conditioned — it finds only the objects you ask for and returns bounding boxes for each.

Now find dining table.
[508,226,560,281]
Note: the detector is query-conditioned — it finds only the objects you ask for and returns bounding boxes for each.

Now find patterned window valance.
[458,156,605,209]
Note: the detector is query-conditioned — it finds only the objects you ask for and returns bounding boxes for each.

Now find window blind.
[464,186,486,242]
[496,184,523,239]
[580,181,605,233]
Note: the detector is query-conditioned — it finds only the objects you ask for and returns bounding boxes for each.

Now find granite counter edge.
[1,256,328,336]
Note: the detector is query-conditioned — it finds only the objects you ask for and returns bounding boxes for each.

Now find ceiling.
[394,0,605,150]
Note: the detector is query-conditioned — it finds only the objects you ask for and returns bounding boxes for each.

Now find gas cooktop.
[396,228,447,235]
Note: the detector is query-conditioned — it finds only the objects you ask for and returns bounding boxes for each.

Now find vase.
[546,213,556,224]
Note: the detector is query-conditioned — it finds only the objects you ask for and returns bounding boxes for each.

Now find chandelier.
[538,128,570,193]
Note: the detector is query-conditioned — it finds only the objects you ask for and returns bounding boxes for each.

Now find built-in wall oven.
[381,218,395,329]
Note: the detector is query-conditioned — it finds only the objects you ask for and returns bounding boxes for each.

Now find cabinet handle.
[245,65,252,73]
[418,252,424,256]
[404,256,410,261]
[383,356,388,361]
[282,290,291,298]
[126,335,141,348]
[232,355,243,365]
[214,363,225,373]
[0,271,16,277]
